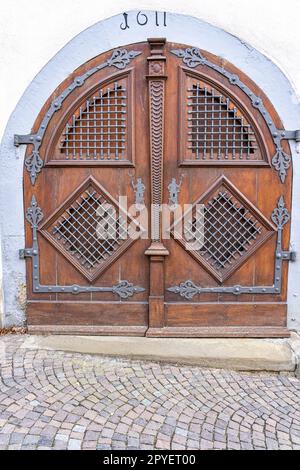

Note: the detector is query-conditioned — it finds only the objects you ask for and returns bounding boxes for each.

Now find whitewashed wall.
[1,1,300,328]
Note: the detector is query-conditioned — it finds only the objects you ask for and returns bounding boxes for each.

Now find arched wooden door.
[22,40,292,336]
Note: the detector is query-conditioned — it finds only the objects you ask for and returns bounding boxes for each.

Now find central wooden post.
[145,38,169,335]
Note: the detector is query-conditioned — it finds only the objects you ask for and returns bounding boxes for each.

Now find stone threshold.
[19,332,300,376]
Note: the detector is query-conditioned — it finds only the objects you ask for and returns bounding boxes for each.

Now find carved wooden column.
[145,38,169,335]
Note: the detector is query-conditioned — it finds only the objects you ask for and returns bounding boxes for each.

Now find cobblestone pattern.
[0,335,300,450]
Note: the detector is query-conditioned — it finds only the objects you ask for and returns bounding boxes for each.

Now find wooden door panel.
[160,42,292,336]
[27,302,148,336]
[24,43,150,333]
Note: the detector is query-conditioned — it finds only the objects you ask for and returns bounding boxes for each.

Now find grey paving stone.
[0,334,300,450]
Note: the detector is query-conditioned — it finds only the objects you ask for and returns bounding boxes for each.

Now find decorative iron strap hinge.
[19,248,35,259]
[167,196,294,299]
[280,250,296,262]
[170,47,297,184]
[20,195,145,298]
[14,47,142,185]
[278,130,300,142]
[14,134,39,146]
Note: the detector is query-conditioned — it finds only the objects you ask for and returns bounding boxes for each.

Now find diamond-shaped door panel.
[40,176,141,282]
[171,176,276,283]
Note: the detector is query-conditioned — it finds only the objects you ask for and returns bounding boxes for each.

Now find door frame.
[2,11,299,330]
[19,39,293,337]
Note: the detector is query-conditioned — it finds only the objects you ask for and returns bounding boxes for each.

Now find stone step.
[20,333,300,373]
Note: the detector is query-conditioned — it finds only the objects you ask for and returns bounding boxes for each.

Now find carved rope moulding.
[148,74,165,243]
[149,79,164,206]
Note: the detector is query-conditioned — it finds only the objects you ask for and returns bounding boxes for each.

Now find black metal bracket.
[19,248,35,259]
[14,134,39,147]
[281,250,296,262]
[278,130,300,142]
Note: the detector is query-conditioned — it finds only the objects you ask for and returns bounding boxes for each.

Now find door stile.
[144,38,169,335]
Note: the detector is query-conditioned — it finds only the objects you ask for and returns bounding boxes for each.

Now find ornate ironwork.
[131,177,146,206]
[112,280,144,298]
[172,47,206,68]
[271,195,290,229]
[106,49,141,69]
[22,195,144,298]
[50,189,127,272]
[170,176,274,283]
[271,147,292,184]
[187,82,259,161]
[59,81,127,161]
[192,190,262,272]
[168,196,293,299]
[171,47,292,182]
[40,177,142,282]
[25,151,44,186]
[15,48,141,184]
[168,177,182,206]
[168,279,277,299]
[169,280,200,300]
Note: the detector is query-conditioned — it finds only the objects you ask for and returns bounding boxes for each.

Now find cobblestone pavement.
[0,335,300,450]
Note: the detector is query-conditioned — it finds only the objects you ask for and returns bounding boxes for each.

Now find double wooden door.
[23,40,292,336]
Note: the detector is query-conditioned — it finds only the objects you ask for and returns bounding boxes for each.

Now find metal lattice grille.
[187,81,260,161]
[51,186,128,271]
[59,81,127,160]
[185,191,262,271]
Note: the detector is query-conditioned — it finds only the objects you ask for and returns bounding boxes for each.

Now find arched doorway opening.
[21,39,293,336]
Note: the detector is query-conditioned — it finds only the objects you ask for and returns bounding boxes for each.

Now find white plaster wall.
[0,233,4,327]
[0,1,300,328]
[1,0,300,142]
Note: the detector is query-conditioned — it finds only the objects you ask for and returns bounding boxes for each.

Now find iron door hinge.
[19,248,35,259]
[278,130,300,142]
[14,134,39,147]
[280,250,297,262]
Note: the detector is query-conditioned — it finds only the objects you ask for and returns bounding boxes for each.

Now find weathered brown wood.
[165,302,286,326]
[147,254,167,330]
[28,325,147,336]
[27,301,148,326]
[24,41,292,337]
[146,326,290,338]
[25,43,150,333]
[161,42,292,336]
